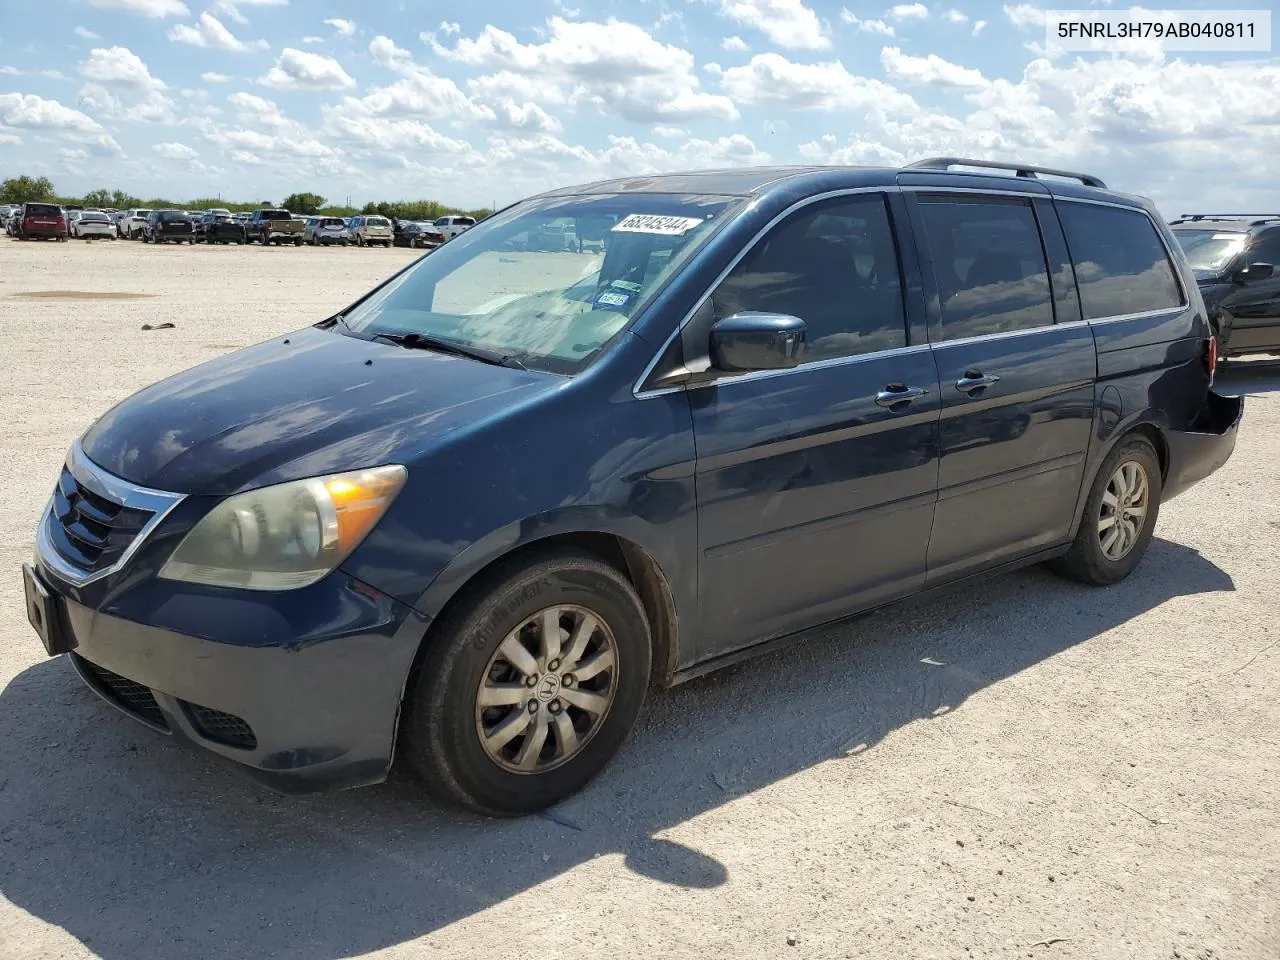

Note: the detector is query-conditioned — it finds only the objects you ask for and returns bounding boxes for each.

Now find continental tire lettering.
[471,579,554,650]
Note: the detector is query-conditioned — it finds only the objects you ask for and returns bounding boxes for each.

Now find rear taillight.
[1204,335,1218,382]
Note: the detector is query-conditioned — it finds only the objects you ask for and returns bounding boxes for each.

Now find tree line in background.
[0,176,492,223]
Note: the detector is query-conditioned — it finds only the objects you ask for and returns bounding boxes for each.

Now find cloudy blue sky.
[0,0,1275,213]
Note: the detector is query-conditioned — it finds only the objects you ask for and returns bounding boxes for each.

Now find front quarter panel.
[338,333,699,662]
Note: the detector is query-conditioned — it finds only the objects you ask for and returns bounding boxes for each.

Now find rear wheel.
[1048,435,1162,585]
[400,550,651,816]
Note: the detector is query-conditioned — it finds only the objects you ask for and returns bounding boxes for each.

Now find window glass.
[1173,229,1247,275]
[710,195,906,363]
[341,193,737,375]
[1058,203,1184,318]
[1247,233,1280,268]
[918,199,1054,341]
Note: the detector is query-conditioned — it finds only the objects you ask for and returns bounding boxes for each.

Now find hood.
[81,326,555,495]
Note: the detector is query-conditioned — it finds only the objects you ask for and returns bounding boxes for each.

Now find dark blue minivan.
[23,159,1242,815]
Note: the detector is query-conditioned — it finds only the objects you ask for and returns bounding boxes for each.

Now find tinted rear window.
[25,203,60,216]
[261,210,291,220]
[366,217,390,226]
[158,211,187,221]
[917,198,1054,341]
[1059,204,1184,319]
[320,218,345,227]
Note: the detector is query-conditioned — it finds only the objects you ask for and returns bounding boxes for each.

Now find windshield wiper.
[372,332,527,369]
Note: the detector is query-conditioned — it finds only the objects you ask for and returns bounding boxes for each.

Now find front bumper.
[27,554,427,793]
[1163,389,1244,501]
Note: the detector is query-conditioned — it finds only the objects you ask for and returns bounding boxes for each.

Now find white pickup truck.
[430,215,477,241]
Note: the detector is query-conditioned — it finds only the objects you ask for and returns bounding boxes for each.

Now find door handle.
[874,385,930,409]
[955,372,1001,394]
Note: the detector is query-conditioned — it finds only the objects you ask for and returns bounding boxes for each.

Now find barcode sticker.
[611,214,704,236]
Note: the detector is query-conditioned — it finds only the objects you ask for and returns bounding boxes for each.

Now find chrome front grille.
[36,442,185,586]
[49,466,154,573]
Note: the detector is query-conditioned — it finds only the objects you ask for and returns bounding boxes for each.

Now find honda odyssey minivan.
[23,159,1242,815]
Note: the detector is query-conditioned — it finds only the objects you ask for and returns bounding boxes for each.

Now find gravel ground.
[0,239,1276,960]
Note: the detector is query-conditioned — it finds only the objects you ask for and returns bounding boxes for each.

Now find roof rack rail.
[905,157,1107,189]
[1171,214,1280,226]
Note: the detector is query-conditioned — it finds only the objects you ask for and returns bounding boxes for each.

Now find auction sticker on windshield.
[612,214,705,236]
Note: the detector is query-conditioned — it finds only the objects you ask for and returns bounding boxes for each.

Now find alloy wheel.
[1098,460,1149,561]
[474,604,618,774]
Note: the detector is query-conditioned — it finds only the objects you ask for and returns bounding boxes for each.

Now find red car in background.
[15,203,67,241]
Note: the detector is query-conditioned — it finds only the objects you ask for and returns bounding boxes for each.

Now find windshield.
[1173,229,1248,275]
[340,193,737,375]
[135,209,152,218]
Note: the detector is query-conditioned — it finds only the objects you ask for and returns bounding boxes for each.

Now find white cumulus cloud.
[720,52,918,115]
[79,47,166,89]
[167,13,267,51]
[324,17,356,37]
[154,141,201,160]
[259,48,356,90]
[888,3,929,20]
[431,17,738,123]
[881,46,990,90]
[839,10,895,36]
[718,0,829,50]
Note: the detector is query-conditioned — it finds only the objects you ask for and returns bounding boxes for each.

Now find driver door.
[689,193,941,659]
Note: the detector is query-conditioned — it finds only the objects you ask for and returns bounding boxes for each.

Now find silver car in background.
[305,216,352,246]
[349,215,393,247]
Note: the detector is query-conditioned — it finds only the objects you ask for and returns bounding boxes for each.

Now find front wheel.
[1048,435,1162,585]
[400,550,652,816]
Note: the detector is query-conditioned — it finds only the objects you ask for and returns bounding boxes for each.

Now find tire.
[293,238,302,246]
[400,549,652,816]
[1048,434,1162,586]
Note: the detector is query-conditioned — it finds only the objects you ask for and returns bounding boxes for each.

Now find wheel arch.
[411,526,682,692]
[1070,418,1170,540]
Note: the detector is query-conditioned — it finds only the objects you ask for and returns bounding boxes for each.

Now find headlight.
[159,465,406,591]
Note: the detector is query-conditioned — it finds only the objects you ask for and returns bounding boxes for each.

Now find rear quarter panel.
[1062,195,1213,532]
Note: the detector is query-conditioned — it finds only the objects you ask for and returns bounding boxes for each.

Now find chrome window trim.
[688,343,933,391]
[932,318,1092,350]
[632,185,903,399]
[1053,196,1190,313]
[35,440,185,587]
[1086,306,1187,327]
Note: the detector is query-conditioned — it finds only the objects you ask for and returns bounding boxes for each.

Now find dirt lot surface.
[0,239,1276,960]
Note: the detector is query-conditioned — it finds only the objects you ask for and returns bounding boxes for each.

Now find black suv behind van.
[1170,214,1280,360]
[23,158,1242,815]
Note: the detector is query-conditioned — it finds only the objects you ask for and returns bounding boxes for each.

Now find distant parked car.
[119,208,153,239]
[144,209,196,244]
[1171,213,1280,360]
[13,202,67,241]
[198,212,246,244]
[349,215,393,247]
[71,210,116,239]
[305,216,352,246]
[394,221,446,249]
[247,209,305,246]
[432,215,477,240]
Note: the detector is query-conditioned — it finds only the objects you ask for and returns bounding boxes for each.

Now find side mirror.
[1234,261,1274,284]
[709,312,806,372]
